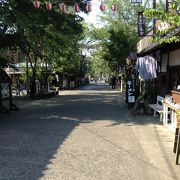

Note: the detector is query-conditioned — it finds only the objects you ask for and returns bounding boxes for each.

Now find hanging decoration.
[33,0,41,8]
[73,3,79,12]
[59,2,66,13]
[100,3,105,11]
[86,3,92,12]
[32,1,117,13]
[46,2,52,11]
[111,4,117,11]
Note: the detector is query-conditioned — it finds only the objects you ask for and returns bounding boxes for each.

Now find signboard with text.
[130,0,142,4]
[126,79,136,106]
[137,12,146,37]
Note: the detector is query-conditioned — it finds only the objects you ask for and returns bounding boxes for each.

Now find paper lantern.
[111,4,117,11]
[33,0,41,8]
[100,4,105,11]
[86,3,92,12]
[46,2,52,11]
[60,3,66,13]
[73,3,79,12]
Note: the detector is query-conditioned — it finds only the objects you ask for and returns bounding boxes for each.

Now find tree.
[0,0,87,98]
[144,0,180,43]
[83,0,139,75]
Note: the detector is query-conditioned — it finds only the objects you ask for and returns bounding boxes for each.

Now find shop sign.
[156,21,170,31]
[137,12,146,37]
[126,79,136,104]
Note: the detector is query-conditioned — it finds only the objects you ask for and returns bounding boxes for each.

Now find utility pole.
[166,0,169,12]
[152,0,156,37]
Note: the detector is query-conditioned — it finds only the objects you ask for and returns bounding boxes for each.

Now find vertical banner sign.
[138,12,146,37]
[126,79,136,104]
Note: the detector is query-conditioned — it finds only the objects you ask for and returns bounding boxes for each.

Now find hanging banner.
[137,12,146,37]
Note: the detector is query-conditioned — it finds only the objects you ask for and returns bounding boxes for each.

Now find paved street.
[0,82,180,180]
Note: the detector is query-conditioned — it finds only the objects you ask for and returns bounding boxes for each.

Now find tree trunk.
[29,55,37,99]
[30,74,36,99]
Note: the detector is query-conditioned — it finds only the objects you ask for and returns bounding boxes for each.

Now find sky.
[79,0,102,27]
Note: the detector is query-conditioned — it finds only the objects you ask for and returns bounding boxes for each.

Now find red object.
[60,3,66,13]
[100,4,105,11]
[33,0,41,8]
[111,4,117,11]
[73,3,79,12]
[46,2,52,11]
[86,3,92,12]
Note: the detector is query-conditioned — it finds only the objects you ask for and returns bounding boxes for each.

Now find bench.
[148,95,164,122]
[36,90,57,99]
[50,87,60,95]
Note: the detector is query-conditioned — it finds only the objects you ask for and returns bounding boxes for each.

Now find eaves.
[138,27,180,56]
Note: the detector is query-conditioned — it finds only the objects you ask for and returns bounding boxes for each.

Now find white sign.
[128,96,135,103]
[157,21,170,31]
[130,0,142,4]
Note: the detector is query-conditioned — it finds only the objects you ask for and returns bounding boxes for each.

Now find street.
[0,82,179,180]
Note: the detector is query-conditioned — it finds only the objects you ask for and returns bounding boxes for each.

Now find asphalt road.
[0,82,179,180]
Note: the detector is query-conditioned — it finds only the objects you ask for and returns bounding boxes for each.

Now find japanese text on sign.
[127,79,136,103]
[138,12,146,37]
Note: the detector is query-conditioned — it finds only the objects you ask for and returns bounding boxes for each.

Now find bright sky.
[79,0,102,27]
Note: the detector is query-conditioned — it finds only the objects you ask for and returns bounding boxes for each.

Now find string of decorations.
[33,0,117,13]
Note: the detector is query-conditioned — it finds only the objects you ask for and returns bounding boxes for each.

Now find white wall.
[169,49,180,66]
[161,49,180,72]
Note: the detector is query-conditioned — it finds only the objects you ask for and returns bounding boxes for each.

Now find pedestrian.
[111,75,116,89]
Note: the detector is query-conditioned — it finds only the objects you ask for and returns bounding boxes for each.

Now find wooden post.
[175,129,180,165]
[9,83,13,110]
[174,111,180,164]
[174,128,179,153]
[120,79,123,92]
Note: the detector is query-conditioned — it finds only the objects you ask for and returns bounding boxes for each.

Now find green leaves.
[144,1,180,44]
[81,0,139,74]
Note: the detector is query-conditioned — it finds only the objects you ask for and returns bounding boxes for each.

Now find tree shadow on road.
[0,87,178,179]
